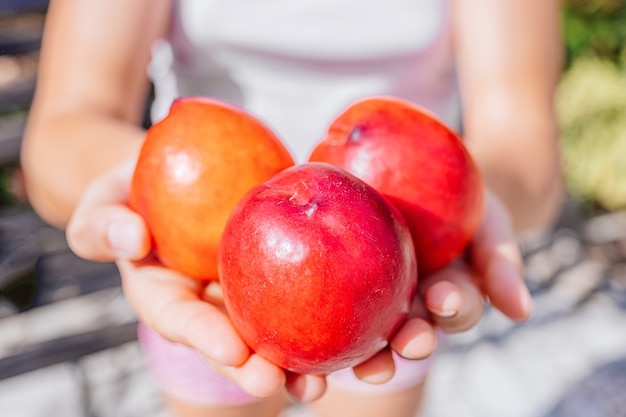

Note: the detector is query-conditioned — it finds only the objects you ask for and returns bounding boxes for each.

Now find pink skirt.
[138,323,435,406]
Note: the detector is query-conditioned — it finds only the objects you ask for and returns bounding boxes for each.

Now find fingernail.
[359,370,393,385]
[492,258,533,321]
[353,350,395,385]
[434,291,461,318]
[356,363,395,385]
[519,285,534,319]
[399,330,437,360]
[437,307,457,318]
[107,220,142,259]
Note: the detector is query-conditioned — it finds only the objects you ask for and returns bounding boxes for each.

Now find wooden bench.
[0,0,139,382]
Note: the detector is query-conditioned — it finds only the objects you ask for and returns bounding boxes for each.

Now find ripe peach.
[309,96,484,275]
[130,97,294,280]
[218,162,417,374]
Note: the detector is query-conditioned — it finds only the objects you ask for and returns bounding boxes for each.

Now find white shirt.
[149,0,459,162]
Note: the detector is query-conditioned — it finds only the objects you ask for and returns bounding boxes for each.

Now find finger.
[420,263,485,333]
[67,160,150,261]
[389,317,437,360]
[118,259,250,367]
[352,348,395,385]
[67,205,150,261]
[285,372,328,403]
[203,353,287,399]
[202,280,226,307]
[470,192,532,322]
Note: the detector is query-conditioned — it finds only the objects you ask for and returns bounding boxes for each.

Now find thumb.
[66,160,151,261]
[67,206,150,261]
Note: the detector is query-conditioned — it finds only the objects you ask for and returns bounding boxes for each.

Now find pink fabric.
[138,323,435,406]
[138,323,258,406]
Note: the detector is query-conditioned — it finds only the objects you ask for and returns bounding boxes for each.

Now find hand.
[353,190,531,382]
[66,160,436,399]
[66,160,326,401]
[415,190,531,333]
[66,160,529,395]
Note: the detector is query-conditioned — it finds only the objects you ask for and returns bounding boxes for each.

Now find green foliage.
[558,2,626,211]
[562,0,626,68]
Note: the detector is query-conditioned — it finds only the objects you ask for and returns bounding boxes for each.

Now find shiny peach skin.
[309,96,484,275]
[218,163,418,375]
[130,97,295,280]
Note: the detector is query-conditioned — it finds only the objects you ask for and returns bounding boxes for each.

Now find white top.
[149,0,459,162]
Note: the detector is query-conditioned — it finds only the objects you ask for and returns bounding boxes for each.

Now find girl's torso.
[149,0,459,162]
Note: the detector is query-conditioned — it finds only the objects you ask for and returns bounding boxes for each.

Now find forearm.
[18,0,170,228]
[21,113,145,228]
[454,0,564,235]
[464,104,564,235]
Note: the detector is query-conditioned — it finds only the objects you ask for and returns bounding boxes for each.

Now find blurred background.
[0,1,625,416]
[559,0,626,213]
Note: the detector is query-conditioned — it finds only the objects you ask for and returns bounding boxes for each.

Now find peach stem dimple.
[347,125,365,142]
[304,201,318,218]
[288,192,319,218]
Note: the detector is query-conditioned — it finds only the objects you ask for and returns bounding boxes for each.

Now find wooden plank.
[0,118,23,166]
[0,207,48,234]
[0,78,36,111]
[0,0,48,18]
[0,210,42,292]
[0,30,41,55]
[31,251,121,309]
[0,209,122,313]
[0,320,138,380]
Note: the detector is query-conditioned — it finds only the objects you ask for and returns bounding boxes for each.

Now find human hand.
[64,160,435,398]
[408,190,531,336]
[66,160,529,393]
[351,190,531,382]
[66,159,327,401]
